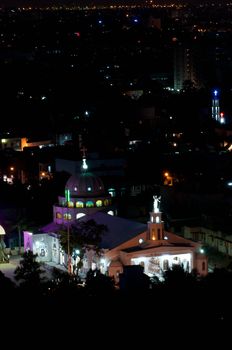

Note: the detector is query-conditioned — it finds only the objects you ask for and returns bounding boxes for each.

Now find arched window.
[107,210,114,216]
[104,199,109,206]
[96,200,102,207]
[76,213,86,220]
[108,188,116,197]
[86,201,94,208]
[56,212,62,219]
[76,201,84,208]
[68,201,74,208]
[64,213,72,220]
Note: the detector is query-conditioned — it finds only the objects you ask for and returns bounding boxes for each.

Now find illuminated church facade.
[26,158,208,281]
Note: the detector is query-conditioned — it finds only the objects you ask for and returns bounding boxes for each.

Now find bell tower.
[148,196,164,241]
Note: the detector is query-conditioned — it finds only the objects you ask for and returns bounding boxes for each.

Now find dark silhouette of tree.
[59,219,107,252]
[46,267,84,300]
[14,250,45,290]
[85,268,115,296]
[119,265,150,293]
[162,264,197,287]
[0,271,15,293]
[59,219,108,272]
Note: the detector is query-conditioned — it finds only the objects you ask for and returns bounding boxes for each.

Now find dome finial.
[80,146,88,171]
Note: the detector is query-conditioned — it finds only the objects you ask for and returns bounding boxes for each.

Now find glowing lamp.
[0,225,6,235]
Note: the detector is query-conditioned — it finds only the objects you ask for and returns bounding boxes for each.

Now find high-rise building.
[174,44,199,91]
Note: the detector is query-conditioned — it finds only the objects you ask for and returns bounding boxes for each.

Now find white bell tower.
[148,196,164,241]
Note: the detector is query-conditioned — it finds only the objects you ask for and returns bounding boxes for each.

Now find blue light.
[98,20,102,24]
[134,18,138,23]
[213,89,218,97]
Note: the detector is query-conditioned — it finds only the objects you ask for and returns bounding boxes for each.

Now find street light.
[67,223,72,274]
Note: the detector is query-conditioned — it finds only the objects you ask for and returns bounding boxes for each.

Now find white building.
[27,184,208,281]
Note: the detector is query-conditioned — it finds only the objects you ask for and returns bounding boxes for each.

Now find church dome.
[65,172,105,197]
[0,225,6,235]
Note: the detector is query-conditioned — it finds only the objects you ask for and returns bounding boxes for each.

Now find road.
[0,255,67,283]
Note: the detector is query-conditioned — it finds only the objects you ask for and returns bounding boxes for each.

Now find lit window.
[96,200,102,207]
[104,199,109,206]
[139,238,144,244]
[107,210,114,216]
[108,188,116,197]
[76,201,84,208]
[86,201,94,208]
[156,216,160,223]
[64,213,72,220]
[68,201,74,208]
[56,212,62,219]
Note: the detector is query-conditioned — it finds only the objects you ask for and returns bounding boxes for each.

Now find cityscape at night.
[1,0,232,329]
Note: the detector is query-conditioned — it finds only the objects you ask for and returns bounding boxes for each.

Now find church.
[25,157,208,281]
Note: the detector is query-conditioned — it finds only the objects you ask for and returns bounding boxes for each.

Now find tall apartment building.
[174,44,199,91]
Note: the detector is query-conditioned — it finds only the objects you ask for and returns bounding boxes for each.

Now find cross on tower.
[80,146,87,159]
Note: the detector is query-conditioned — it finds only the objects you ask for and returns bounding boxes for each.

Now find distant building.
[182,226,232,257]
[174,44,200,91]
[0,137,27,151]
[55,133,73,146]
[0,136,54,152]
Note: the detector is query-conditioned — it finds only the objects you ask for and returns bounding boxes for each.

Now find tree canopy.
[59,219,108,256]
